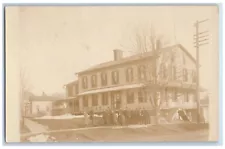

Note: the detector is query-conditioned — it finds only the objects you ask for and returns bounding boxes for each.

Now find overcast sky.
[6,6,218,96]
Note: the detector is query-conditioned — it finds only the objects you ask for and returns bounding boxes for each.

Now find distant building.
[28,92,74,116]
[64,44,206,120]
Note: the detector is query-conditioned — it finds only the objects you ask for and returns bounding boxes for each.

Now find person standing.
[112,110,117,126]
[103,110,107,125]
[89,110,94,126]
[84,111,89,127]
[121,110,125,126]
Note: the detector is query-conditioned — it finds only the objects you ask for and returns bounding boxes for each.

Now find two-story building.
[65,44,206,117]
[63,80,79,113]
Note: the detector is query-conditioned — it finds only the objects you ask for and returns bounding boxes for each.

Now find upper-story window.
[36,105,40,112]
[192,70,197,83]
[138,65,146,81]
[112,70,119,85]
[101,72,107,86]
[82,76,88,89]
[92,94,98,106]
[74,100,79,107]
[46,106,50,112]
[83,96,88,107]
[67,86,71,97]
[126,90,134,104]
[172,66,177,80]
[171,51,176,63]
[138,89,147,103]
[102,93,108,105]
[126,67,133,82]
[173,90,178,102]
[75,84,79,94]
[91,75,97,88]
[72,85,76,96]
[183,68,188,82]
[160,63,167,79]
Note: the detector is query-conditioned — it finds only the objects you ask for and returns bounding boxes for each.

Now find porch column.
[134,89,139,107]
[79,96,83,112]
[121,90,126,109]
[161,88,166,108]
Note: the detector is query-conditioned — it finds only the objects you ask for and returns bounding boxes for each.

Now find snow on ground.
[25,118,48,133]
[112,126,125,129]
[128,125,148,128]
[27,134,57,142]
[158,117,169,124]
[35,113,102,120]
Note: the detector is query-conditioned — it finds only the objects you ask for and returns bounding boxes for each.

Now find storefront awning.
[78,83,144,96]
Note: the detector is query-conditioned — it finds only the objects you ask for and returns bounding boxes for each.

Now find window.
[112,70,119,85]
[46,106,49,112]
[188,92,195,102]
[72,85,76,96]
[138,90,146,103]
[126,90,134,104]
[138,65,146,80]
[101,72,107,86]
[36,105,40,112]
[172,66,177,80]
[192,70,197,83]
[83,96,88,107]
[75,84,79,94]
[160,64,167,79]
[184,92,189,102]
[74,100,79,107]
[147,64,154,82]
[67,86,73,97]
[183,68,188,82]
[126,67,133,82]
[173,90,183,102]
[82,76,88,89]
[102,93,108,105]
[171,51,176,63]
[92,94,98,106]
[91,75,97,88]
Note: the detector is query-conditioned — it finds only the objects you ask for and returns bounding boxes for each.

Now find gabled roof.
[76,44,196,75]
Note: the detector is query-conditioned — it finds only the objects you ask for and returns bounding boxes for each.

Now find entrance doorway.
[111,91,121,110]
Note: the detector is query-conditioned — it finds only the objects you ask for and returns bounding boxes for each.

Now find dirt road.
[49,126,208,142]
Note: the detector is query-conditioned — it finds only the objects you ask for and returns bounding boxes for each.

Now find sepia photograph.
[5,5,219,143]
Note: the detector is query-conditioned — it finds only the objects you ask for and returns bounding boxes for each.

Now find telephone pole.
[193,19,209,123]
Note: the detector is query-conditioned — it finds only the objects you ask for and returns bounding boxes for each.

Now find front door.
[111,91,121,110]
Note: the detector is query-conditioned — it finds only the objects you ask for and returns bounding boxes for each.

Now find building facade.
[28,93,73,116]
[65,44,206,116]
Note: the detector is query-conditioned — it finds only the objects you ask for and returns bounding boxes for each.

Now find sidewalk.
[24,118,48,134]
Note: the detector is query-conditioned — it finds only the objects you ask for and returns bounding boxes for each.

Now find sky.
[6,6,218,96]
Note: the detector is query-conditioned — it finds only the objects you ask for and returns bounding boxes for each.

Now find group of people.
[83,108,153,127]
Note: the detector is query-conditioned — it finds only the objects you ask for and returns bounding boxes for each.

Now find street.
[23,125,208,142]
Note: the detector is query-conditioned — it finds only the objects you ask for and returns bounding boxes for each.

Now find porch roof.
[78,82,206,96]
[78,83,143,96]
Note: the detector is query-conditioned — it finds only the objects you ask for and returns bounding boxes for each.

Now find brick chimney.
[113,49,123,61]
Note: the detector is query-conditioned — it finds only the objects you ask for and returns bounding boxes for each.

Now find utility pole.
[193,19,209,123]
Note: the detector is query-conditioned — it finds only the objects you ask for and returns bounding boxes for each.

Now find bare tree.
[120,23,172,124]
[19,65,32,128]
